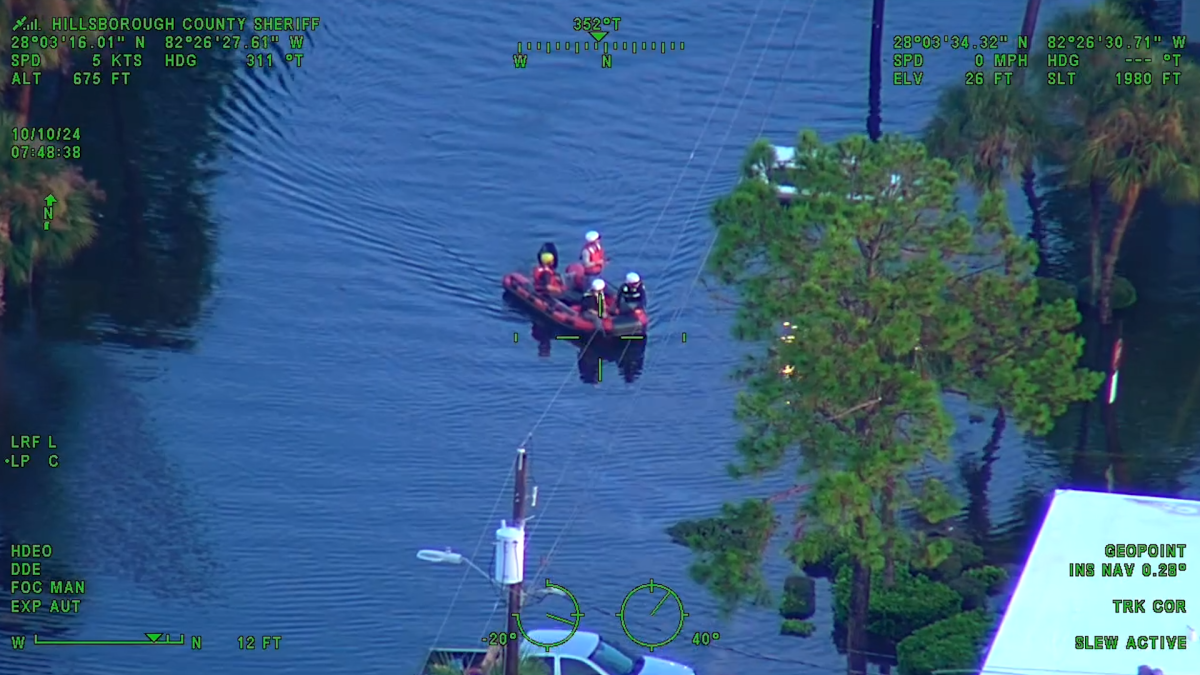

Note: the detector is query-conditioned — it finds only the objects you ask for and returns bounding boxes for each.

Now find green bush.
[780,619,815,637]
[1076,275,1137,309]
[1036,277,1076,305]
[666,501,776,605]
[425,652,550,675]
[665,501,772,552]
[946,574,987,611]
[963,565,1008,595]
[896,610,994,675]
[780,575,816,620]
[833,566,964,643]
[922,539,984,582]
[666,517,753,549]
[801,548,846,579]
[947,565,1010,610]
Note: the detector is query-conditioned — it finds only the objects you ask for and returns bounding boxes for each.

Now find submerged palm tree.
[1016,0,1044,245]
[1030,1,1200,476]
[1033,1,1160,314]
[1072,58,1200,323]
[866,0,886,141]
[1019,0,1042,46]
[0,112,101,319]
[923,0,1044,228]
[924,82,1042,194]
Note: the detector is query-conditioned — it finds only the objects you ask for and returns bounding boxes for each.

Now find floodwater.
[1,0,1196,674]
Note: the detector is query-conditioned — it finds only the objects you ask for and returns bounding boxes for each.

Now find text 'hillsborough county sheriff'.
[51,17,320,32]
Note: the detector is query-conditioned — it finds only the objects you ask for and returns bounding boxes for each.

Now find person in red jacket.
[532,251,563,294]
[580,230,606,278]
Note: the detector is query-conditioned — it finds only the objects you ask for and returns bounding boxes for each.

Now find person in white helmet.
[618,272,646,313]
[580,230,606,278]
[582,277,608,331]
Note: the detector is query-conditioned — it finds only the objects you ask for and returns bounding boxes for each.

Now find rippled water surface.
[7,0,1197,674]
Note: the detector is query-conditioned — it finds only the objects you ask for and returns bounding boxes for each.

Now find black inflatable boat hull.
[502,272,648,337]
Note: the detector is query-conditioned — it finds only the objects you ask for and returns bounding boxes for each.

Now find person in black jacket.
[618,272,646,313]
[582,278,608,331]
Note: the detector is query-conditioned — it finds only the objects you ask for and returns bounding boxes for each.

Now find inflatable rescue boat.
[502,263,648,338]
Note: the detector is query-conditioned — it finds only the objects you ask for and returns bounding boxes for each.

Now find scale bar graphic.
[517,41,684,54]
[34,632,187,646]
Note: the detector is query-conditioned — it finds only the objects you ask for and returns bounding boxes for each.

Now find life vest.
[581,242,605,275]
[533,265,561,291]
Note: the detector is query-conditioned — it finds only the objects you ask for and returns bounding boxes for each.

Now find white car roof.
[525,629,599,658]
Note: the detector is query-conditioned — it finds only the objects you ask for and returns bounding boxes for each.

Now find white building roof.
[982,489,1199,675]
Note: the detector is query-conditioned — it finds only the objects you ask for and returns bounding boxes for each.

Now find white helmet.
[625,272,640,285]
[585,230,601,243]
[590,278,606,291]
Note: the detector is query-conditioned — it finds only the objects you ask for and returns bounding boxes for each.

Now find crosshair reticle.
[514,579,585,651]
[616,578,688,651]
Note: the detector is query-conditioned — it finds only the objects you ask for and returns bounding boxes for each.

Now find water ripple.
[28,1,1115,675]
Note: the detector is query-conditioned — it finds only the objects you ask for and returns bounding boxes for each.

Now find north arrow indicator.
[590,31,607,42]
[145,633,163,643]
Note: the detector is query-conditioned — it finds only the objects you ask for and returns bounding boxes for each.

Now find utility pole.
[505,447,529,675]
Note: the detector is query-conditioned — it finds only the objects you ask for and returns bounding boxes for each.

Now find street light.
[416,545,568,604]
[416,547,493,585]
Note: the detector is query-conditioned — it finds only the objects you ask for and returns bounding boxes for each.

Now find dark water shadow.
[58,350,221,602]
[0,343,93,675]
[0,338,220,598]
[968,178,1200,566]
[33,0,260,351]
[522,321,648,385]
[960,408,1005,544]
[0,1,258,651]
[1036,180,1200,495]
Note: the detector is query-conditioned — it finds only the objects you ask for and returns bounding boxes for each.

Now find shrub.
[1077,275,1137,309]
[921,539,984,582]
[666,517,752,549]
[896,610,993,675]
[780,619,815,637]
[963,565,1008,595]
[1036,277,1076,304]
[833,566,963,643]
[801,548,845,579]
[948,565,1010,610]
[947,574,988,611]
[780,575,816,620]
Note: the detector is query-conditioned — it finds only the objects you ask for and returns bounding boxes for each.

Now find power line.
[417,0,778,665]
[477,0,809,645]
[460,0,821,656]
[527,0,819,597]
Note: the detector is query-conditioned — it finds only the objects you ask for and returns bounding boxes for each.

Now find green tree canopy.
[1031,2,1200,321]
[689,132,1100,674]
[0,0,113,125]
[0,111,101,316]
[923,76,1043,193]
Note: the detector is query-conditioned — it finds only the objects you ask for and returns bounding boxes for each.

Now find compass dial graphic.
[616,579,688,650]
[513,579,585,652]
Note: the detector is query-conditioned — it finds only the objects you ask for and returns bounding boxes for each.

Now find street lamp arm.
[417,548,463,565]
[417,548,495,586]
